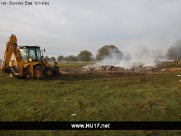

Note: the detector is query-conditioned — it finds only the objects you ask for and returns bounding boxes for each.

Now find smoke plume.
[86,45,162,69]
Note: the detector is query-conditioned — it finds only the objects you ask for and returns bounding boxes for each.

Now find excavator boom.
[0,34,25,76]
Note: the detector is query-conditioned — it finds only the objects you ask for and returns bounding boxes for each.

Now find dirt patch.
[168,68,181,72]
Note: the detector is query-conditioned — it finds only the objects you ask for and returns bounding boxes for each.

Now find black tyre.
[4,66,11,74]
[54,69,61,76]
[34,65,43,79]
[44,67,53,77]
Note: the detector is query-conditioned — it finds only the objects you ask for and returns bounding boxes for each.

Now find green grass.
[1,61,181,135]
[50,61,95,68]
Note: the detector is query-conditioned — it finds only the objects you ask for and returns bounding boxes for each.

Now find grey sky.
[0,0,181,58]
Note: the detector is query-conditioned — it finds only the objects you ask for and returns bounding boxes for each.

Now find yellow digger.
[0,34,60,79]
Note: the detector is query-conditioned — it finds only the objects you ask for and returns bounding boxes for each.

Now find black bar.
[0,121,181,130]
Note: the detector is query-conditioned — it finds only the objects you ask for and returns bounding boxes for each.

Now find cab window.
[29,49,36,61]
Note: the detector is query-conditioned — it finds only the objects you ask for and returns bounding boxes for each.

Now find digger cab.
[19,46,42,64]
[18,46,44,79]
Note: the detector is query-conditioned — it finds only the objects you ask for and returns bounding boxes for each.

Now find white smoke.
[85,45,161,69]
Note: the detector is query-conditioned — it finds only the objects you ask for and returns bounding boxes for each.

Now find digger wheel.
[45,67,53,77]
[54,69,61,76]
[34,65,43,79]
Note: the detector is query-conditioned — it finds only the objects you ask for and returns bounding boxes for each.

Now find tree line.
[0,40,181,62]
[45,50,95,62]
[44,39,181,62]
[45,45,121,62]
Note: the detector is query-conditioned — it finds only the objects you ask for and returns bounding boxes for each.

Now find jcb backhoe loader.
[0,34,60,79]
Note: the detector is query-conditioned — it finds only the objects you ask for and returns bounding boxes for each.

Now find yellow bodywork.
[0,34,55,78]
[41,58,50,68]
[29,59,39,77]
[0,34,25,76]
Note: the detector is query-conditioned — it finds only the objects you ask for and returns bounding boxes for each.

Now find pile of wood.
[61,65,170,75]
[82,65,159,73]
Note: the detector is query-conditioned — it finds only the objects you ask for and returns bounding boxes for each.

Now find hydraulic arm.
[0,34,25,76]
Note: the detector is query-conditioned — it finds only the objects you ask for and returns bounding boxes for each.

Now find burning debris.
[59,65,163,75]
[81,65,159,74]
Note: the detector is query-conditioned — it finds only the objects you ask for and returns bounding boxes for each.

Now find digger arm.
[41,58,51,68]
[0,34,25,76]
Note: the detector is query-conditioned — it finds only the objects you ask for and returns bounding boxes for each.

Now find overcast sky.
[0,0,181,58]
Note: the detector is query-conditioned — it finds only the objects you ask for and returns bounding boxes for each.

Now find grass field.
[1,62,181,135]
